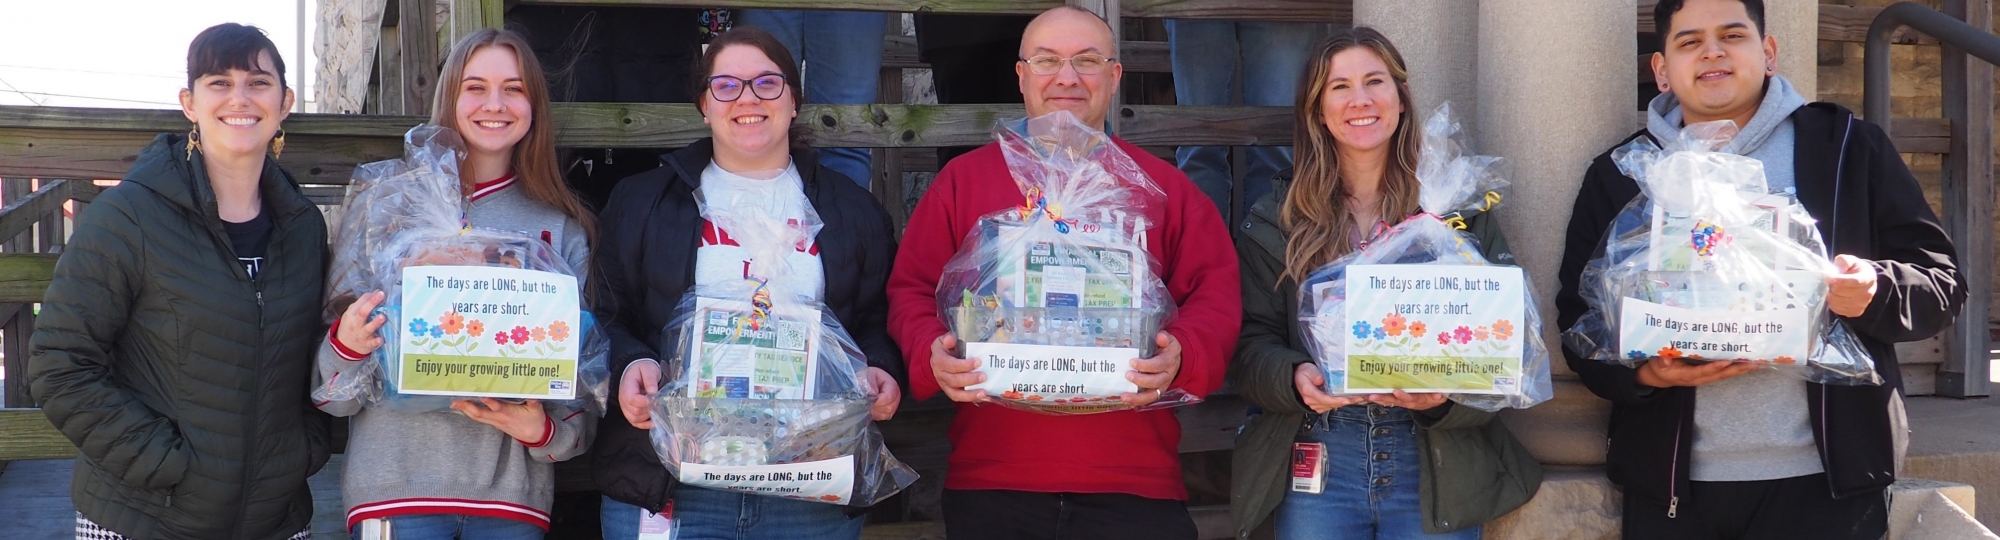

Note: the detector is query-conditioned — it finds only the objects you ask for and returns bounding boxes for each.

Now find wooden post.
[376,22,406,115]
[35,180,61,255]
[447,0,505,50]
[2,179,29,253]
[399,0,440,117]
[1938,0,1993,398]
[2,304,29,408]
[875,13,909,229]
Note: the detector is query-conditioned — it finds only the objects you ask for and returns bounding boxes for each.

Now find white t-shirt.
[694,162,825,301]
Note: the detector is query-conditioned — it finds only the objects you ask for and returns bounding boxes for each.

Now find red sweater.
[887,138,1242,500]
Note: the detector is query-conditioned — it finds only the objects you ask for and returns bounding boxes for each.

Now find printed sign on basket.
[396,265,581,399]
[1335,264,1527,394]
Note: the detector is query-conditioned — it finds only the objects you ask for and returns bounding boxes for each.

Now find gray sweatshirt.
[313,178,595,530]
[1644,75,1823,482]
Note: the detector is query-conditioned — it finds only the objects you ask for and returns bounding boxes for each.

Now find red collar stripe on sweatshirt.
[470,172,518,202]
[347,497,551,530]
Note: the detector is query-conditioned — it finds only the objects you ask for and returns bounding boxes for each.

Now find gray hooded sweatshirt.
[313,179,596,530]
[1645,74,1823,482]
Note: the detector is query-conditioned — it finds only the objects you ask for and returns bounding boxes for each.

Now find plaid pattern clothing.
[75,512,312,540]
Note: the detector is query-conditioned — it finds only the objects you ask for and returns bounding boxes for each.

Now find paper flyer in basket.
[396,265,581,399]
[680,456,856,505]
[686,297,820,400]
[996,234,1145,310]
[1337,264,1526,394]
[965,341,1139,402]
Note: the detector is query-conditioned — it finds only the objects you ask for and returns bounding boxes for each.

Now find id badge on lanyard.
[1291,442,1326,494]
[638,500,678,540]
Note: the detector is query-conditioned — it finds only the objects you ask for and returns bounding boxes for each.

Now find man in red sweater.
[886,6,1242,540]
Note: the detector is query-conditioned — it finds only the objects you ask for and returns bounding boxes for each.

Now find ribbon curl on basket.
[314,124,612,415]
[1296,103,1555,412]
[932,110,1194,415]
[647,166,916,506]
[1561,120,1880,386]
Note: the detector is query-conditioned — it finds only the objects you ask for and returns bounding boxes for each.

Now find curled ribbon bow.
[738,276,774,332]
[1016,187,1080,233]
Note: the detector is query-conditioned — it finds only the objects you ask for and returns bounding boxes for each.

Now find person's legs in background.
[1235,22,1326,211]
[1164,19,1241,216]
[798,11,885,189]
[736,10,883,189]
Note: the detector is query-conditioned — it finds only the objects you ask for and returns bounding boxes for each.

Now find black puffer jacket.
[29,133,331,539]
[590,140,901,513]
[1557,103,1964,510]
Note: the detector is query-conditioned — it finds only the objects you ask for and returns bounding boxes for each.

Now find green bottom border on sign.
[399,354,578,399]
[1344,355,1519,393]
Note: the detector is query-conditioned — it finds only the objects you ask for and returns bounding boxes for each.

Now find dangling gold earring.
[185,125,201,161]
[270,128,286,159]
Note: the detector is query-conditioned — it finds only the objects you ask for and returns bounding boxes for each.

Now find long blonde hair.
[430,28,597,247]
[1280,26,1422,285]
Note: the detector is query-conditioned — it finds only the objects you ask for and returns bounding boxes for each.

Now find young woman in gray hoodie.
[314,29,598,539]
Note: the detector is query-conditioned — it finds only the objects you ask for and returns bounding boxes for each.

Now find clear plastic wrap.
[934,111,1189,415]
[1298,104,1554,411]
[648,167,916,507]
[1561,120,1880,385]
[314,124,613,414]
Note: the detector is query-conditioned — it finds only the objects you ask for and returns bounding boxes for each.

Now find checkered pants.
[76,512,313,540]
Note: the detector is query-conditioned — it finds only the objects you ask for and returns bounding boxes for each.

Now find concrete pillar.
[1354,0,1481,139]
[1767,0,1819,100]
[1478,0,1634,466]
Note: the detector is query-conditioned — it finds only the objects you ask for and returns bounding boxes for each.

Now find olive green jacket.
[1230,177,1542,537]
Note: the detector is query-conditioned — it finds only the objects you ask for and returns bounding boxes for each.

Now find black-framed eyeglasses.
[1019,54,1116,75]
[706,74,788,102]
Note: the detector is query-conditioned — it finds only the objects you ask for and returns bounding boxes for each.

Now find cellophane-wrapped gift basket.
[1562,120,1879,385]
[648,167,915,506]
[315,124,611,414]
[1298,104,1554,411]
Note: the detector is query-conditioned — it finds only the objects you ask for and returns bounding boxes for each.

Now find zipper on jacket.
[1667,412,1683,518]
[1819,386,1831,478]
[1828,114,1854,249]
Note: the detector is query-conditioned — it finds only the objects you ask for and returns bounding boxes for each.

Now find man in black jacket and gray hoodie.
[1555,1,1965,539]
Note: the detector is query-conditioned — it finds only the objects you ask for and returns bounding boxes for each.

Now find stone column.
[1767,0,1819,99]
[1354,0,1481,138]
[1477,0,1634,466]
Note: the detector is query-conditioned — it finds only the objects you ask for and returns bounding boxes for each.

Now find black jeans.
[1624,473,1888,540]
[941,489,1198,540]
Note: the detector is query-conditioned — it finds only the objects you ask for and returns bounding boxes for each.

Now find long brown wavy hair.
[1280,26,1422,285]
[430,28,597,247]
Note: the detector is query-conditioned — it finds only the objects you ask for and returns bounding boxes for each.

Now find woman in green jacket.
[28,24,328,540]
[1229,26,1541,539]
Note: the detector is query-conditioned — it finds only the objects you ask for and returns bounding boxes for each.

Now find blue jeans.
[600,487,866,540]
[348,514,544,540]
[1164,20,1327,217]
[1274,405,1481,540]
[735,10,885,189]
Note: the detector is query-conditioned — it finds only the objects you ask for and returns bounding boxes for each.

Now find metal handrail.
[1864,1,1998,398]
[1866,2,2000,124]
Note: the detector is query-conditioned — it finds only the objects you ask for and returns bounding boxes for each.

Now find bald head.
[1016,6,1122,129]
[1019,6,1115,59]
